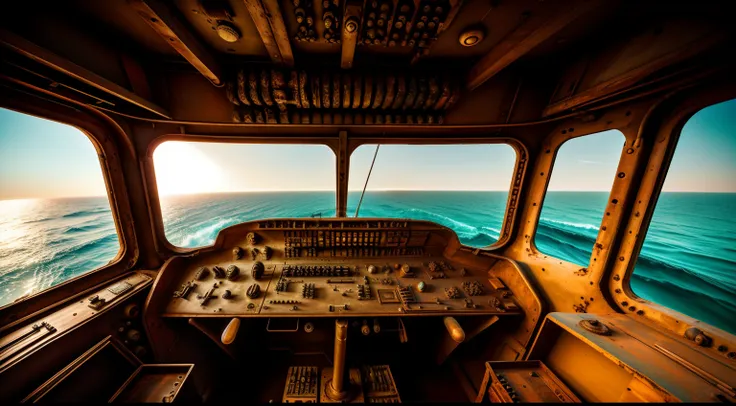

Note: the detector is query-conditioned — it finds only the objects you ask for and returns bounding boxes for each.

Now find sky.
[1,98,735,200]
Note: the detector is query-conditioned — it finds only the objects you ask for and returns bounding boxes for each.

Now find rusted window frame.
[608,83,736,353]
[0,99,137,329]
[345,137,526,250]
[142,136,340,253]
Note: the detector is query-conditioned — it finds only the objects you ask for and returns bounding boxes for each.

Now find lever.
[221,318,240,345]
[443,317,465,343]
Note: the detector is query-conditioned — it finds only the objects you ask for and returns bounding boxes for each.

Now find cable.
[354,144,380,217]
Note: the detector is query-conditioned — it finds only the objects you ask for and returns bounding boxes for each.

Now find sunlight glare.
[153,142,226,196]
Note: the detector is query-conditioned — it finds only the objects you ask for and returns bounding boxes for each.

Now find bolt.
[346,18,358,33]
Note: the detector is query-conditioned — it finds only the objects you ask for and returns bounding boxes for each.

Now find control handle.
[221,318,240,345]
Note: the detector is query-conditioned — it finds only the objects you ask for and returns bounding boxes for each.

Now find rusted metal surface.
[466,0,604,91]
[336,131,349,218]
[242,0,286,65]
[223,69,458,124]
[0,2,734,402]
[607,82,736,363]
[261,0,295,67]
[503,101,647,316]
[0,29,169,118]
[543,21,728,117]
[529,312,736,402]
[129,0,223,86]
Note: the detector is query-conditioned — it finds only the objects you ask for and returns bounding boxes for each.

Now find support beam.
[243,0,287,66]
[340,1,362,69]
[261,1,294,67]
[336,131,349,217]
[466,0,601,91]
[0,29,170,118]
[129,0,223,86]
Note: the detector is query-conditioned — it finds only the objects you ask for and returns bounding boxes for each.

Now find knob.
[246,284,261,299]
[400,263,411,277]
[361,321,371,336]
[126,329,141,342]
[252,261,265,279]
[226,265,240,281]
[262,246,273,260]
[123,303,140,319]
[233,246,244,260]
[368,265,377,274]
[222,290,233,299]
[417,281,426,292]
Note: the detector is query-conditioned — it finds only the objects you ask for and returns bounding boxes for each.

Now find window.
[632,99,736,334]
[347,144,516,247]
[0,108,119,307]
[154,142,336,248]
[535,130,625,265]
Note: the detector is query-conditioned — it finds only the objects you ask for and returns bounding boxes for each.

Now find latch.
[87,295,107,310]
[0,322,56,363]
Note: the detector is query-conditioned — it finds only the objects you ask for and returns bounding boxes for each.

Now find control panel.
[159,219,521,318]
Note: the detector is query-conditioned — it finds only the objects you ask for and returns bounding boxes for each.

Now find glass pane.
[632,99,736,334]
[535,130,625,265]
[154,142,336,248]
[0,108,119,307]
[347,144,516,247]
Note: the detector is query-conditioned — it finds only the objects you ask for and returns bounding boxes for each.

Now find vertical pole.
[336,131,349,217]
[327,319,349,400]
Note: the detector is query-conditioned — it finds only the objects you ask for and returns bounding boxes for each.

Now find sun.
[153,142,226,196]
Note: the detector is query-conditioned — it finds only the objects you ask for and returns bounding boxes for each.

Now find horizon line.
[2,189,735,201]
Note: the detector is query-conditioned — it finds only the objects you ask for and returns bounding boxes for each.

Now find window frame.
[530,128,628,265]
[0,103,135,327]
[346,137,526,250]
[143,135,340,253]
[608,88,736,343]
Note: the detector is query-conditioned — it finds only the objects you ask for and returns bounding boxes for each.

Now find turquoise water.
[1,191,734,334]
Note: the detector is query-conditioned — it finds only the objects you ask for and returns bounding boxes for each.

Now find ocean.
[1,191,734,335]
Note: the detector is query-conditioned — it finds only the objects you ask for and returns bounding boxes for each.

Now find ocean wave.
[630,273,736,323]
[635,251,736,290]
[405,208,478,233]
[537,223,595,248]
[539,218,599,231]
[61,208,111,219]
[63,224,104,234]
[47,233,119,262]
[482,226,500,234]
[177,218,237,247]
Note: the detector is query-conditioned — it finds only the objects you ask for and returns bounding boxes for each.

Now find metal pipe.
[326,319,349,400]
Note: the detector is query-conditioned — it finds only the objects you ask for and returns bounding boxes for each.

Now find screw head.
[345,18,358,33]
